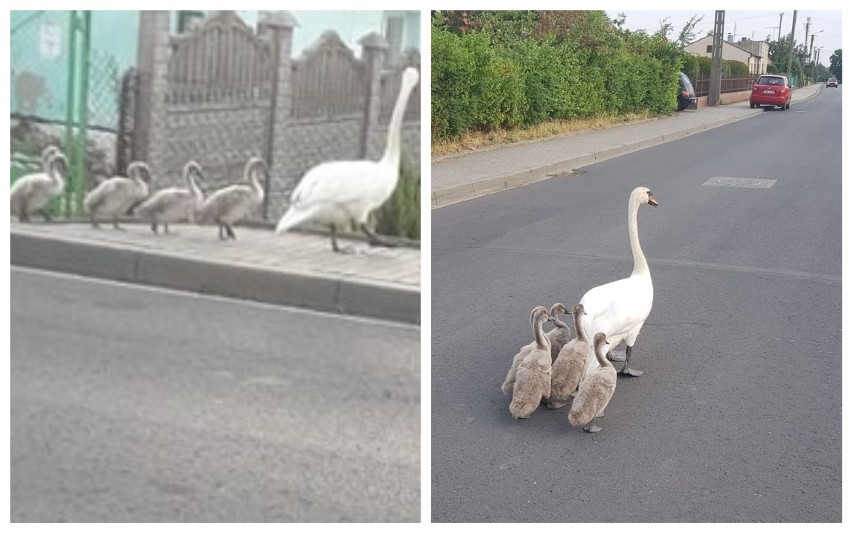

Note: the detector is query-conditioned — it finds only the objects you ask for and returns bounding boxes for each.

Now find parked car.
[749,74,792,110]
[827,77,838,87]
[677,72,697,111]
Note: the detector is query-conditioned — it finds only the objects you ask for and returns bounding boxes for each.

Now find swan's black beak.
[648,193,659,207]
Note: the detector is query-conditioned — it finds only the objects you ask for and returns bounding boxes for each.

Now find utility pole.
[803,17,810,67]
[778,12,784,42]
[812,47,819,82]
[786,10,797,83]
[802,17,810,83]
[816,47,823,81]
[709,10,724,107]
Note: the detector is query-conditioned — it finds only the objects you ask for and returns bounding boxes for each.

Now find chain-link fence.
[11,10,133,215]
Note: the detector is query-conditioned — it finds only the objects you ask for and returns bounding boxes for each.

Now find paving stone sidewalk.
[431,83,822,208]
[10,222,421,324]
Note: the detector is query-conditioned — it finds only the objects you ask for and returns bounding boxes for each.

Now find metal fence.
[693,76,760,97]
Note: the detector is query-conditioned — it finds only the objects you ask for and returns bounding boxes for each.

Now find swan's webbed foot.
[619,346,643,377]
[607,350,627,362]
[584,421,603,433]
[330,225,356,254]
[359,223,398,248]
[225,224,236,240]
[151,221,159,234]
[112,217,124,230]
[90,217,100,229]
[39,208,53,222]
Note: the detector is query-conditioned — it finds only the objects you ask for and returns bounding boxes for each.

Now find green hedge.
[432,23,684,140]
[682,55,749,80]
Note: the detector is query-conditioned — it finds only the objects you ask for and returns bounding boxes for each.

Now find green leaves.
[375,159,420,240]
[431,11,684,140]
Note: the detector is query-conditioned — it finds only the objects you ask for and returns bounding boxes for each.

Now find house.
[683,33,769,75]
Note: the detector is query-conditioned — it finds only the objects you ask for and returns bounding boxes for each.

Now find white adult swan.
[135,161,205,234]
[84,161,151,229]
[198,157,266,240]
[579,186,659,377]
[274,67,420,253]
[10,145,65,222]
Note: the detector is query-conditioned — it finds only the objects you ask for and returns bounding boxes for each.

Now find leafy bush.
[431,11,684,140]
[724,59,750,77]
[375,159,420,240]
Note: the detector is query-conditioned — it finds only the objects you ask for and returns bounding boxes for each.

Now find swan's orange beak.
[648,193,659,207]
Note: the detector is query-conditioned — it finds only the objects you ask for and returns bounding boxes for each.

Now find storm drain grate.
[702,177,777,189]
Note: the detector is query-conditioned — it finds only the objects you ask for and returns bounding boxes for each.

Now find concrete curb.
[11,231,420,325]
[431,112,759,209]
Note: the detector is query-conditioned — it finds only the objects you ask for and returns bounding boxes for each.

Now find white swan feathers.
[579,186,658,377]
[274,68,420,248]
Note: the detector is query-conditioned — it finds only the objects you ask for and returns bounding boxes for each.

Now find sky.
[606,10,842,65]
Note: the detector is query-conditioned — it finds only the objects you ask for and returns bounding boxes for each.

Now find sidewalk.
[10,222,421,324]
[432,83,822,208]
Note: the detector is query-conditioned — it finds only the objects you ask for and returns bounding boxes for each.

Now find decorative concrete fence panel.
[128,10,420,221]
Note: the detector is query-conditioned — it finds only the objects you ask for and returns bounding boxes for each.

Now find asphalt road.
[432,88,841,522]
[11,268,420,522]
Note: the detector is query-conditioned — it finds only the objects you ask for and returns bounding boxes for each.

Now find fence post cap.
[259,10,299,29]
[358,32,388,50]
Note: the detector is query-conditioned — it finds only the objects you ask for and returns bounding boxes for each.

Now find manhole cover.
[702,177,776,189]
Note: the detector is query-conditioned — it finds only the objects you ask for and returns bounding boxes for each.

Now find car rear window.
[757,76,785,86]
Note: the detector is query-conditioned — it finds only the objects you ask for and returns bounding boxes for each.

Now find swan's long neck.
[48,157,65,189]
[131,165,147,188]
[594,340,612,368]
[552,316,569,332]
[244,161,264,201]
[186,169,202,200]
[573,312,588,343]
[628,193,649,277]
[380,78,416,170]
[533,315,550,351]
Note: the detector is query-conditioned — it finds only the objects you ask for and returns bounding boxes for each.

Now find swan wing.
[580,276,653,339]
[136,188,190,217]
[290,160,391,209]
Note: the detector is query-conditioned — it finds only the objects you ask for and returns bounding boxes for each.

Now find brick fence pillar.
[259,10,298,219]
[135,11,170,186]
[358,32,388,161]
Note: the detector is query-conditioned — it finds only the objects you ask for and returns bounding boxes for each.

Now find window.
[706,45,713,53]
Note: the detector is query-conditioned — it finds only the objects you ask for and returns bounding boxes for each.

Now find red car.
[749,74,792,110]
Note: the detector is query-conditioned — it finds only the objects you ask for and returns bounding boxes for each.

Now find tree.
[675,15,704,48]
[829,49,842,81]
[653,14,703,48]
[768,33,809,81]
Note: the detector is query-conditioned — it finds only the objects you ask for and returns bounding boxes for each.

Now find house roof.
[683,34,760,58]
